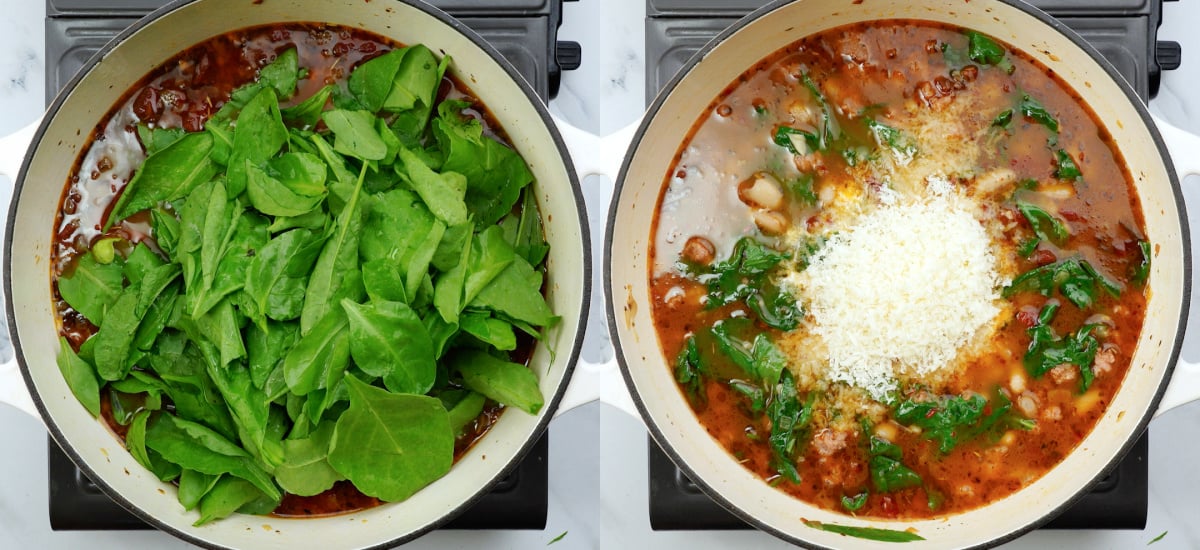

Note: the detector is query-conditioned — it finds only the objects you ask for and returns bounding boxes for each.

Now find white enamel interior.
[610,0,1186,548]
[8,0,586,548]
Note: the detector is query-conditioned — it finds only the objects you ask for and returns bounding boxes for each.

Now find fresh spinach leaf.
[274,421,344,497]
[194,477,278,527]
[92,285,143,381]
[451,349,544,415]
[965,31,1011,72]
[341,299,436,394]
[328,376,453,502]
[58,252,124,326]
[137,124,188,155]
[227,88,288,196]
[108,132,217,227]
[178,469,221,512]
[145,413,281,501]
[56,337,101,417]
[257,48,300,100]
[246,320,299,394]
[348,49,406,113]
[460,311,517,351]
[245,228,325,323]
[323,109,387,161]
[397,146,469,225]
[444,391,486,435]
[284,309,351,395]
[281,84,334,128]
[470,255,557,328]
[432,100,534,226]
[301,163,366,334]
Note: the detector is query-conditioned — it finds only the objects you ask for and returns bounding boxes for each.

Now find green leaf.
[324,109,387,161]
[470,255,557,328]
[1149,531,1167,545]
[178,469,220,511]
[397,147,469,225]
[1019,94,1059,133]
[341,299,436,394]
[384,45,441,114]
[56,337,101,417]
[284,309,351,395]
[865,118,918,162]
[1133,240,1152,285]
[767,370,811,482]
[257,48,300,100]
[966,30,1006,66]
[227,88,288,196]
[674,336,706,403]
[281,84,334,128]
[245,154,327,217]
[452,349,544,415]
[868,437,923,492]
[992,109,1013,129]
[432,101,534,226]
[275,421,344,497]
[126,411,181,482]
[195,477,277,526]
[348,49,405,112]
[773,126,818,156]
[1055,149,1082,181]
[245,320,299,397]
[444,391,486,435]
[328,376,453,502]
[893,393,987,453]
[108,132,217,228]
[92,285,142,381]
[58,252,124,326]
[301,163,366,333]
[136,124,188,156]
[460,312,517,351]
[841,492,868,512]
[547,531,568,545]
[145,413,281,502]
[802,520,925,543]
[245,228,326,323]
[206,361,275,468]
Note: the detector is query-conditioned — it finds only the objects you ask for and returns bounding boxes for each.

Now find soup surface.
[650,21,1150,519]
[51,23,554,522]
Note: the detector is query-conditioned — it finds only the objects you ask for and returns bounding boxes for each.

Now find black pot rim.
[605,0,1192,547]
[4,0,591,548]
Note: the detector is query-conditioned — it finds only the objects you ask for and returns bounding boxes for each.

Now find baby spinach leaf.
[58,252,124,326]
[341,299,436,394]
[245,158,326,217]
[397,147,469,225]
[92,285,143,381]
[1055,149,1082,181]
[227,88,288,196]
[257,48,300,100]
[359,188,438,263]
[136,124,188,155]
[767,370,812,483]
[328,376,453,502]
[893,393,987,453]
[125,411,181,482]
[802,520,924,543]
[444,391,486,435]
[324,109,387,161]
[188,298,247,367]
[868,436,923,492]
[178,469,220,512]
[245,320,299,397]
[362,259,409,304]
[301,163,366,334]
[434,230,473,324]
[1133,240,1152,285]
[284,309,351,396]
[451,350,544,415]
[433,101,534,226]
[281,84,334,128]
[1019,94,1059,133]
[460,312,517,351]
[1017,202,1069,246]
[152,207,182,258]
[56,337,101,417]
[384,45,440,113]
[965,31,1010,70]
[194,477,277,527]
[145,413,281,501]
[245,228,326,323]
[348,49,405,113]
[108,132,217,228]
[511,189,549,267]
[275,421,344,497]
[470,255,557,328]
[207,361,275,468]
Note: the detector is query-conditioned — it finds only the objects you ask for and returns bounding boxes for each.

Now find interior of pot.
[7,0,587,547]
[611,0,1186,547]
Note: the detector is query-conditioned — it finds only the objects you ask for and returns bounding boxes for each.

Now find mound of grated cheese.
[797,193,1003,400]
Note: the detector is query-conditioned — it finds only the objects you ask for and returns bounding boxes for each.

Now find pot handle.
[1152,114,1200,417]
[0,117,40,419]
[550,115,642,420]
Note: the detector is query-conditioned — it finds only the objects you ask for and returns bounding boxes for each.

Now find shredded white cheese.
[794,193,1004,399]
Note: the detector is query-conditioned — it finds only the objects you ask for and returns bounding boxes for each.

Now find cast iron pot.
[606,0,1200,548]
[0,0,591,548]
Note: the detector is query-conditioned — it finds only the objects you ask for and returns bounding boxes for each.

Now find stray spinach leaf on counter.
[53,44,554,521]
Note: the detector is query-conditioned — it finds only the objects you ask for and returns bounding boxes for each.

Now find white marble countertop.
[2,1,1200,549]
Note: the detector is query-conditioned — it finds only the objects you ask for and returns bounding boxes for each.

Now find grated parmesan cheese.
[791,193,1004,399]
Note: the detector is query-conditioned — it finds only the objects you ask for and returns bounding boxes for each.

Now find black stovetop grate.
[42,0,579,531]
[643,0,1179,532]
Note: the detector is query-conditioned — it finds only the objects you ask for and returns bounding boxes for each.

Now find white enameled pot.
[0,0,594,548]
[606,0,1200,548]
